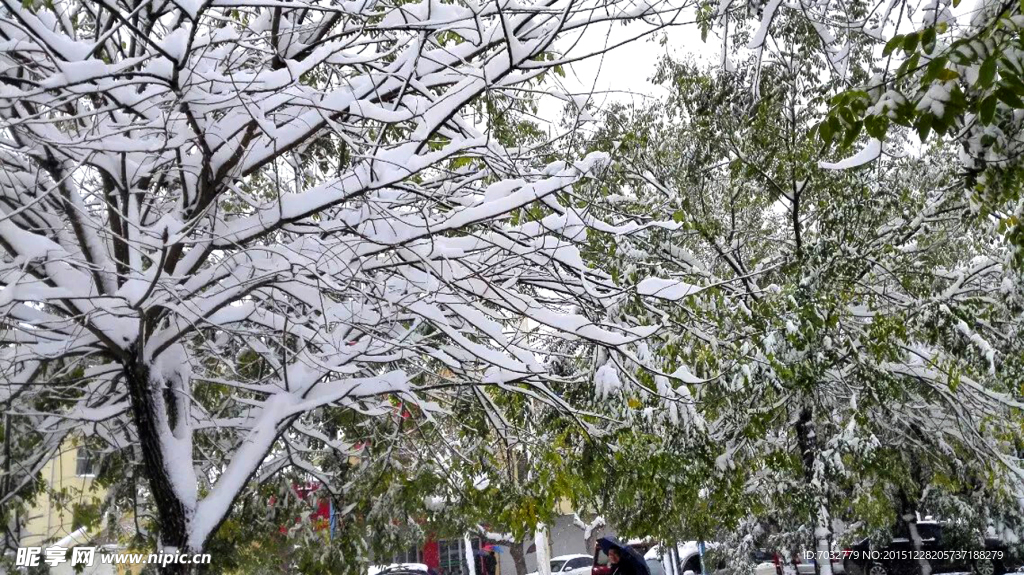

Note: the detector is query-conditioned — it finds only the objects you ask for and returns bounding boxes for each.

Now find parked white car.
[645,544,842,575]
[369,563,432,575]
[643,542,721,575]
[528,554,595,575]
[754,561,783,575]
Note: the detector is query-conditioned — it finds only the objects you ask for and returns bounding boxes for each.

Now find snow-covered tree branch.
[0,0,683,563]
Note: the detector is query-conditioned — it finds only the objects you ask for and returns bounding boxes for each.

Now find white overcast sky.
[536,16,717,124]
[534,0,987,124]
[528,0,989,157]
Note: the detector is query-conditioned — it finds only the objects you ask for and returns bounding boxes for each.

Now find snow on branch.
[0,0,684,555]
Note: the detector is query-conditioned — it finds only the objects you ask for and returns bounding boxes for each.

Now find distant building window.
[438,538,477,575]
[76,447,96,476]
[392,545,422,565]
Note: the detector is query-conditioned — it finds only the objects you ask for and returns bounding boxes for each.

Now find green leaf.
[865,115,890,140]
[820,120,834,144]
[828,115,844,140]
[997,86,1024,108]
[922,27,937,53]
[1001,70,1024,93]
[899,52,921,76]
[907,52,921,72]
[839,106,857,126]
[903,32,919,54]
[842,121,863,147]
[847,91,871,114]
[1001,53,1024,76]
[884,35,905,57]
[925,56,949,82]
[948,84,968,109]
[917,114,933,141]
[980,94,998,125]
[979,56,997,89]
[846,89,870,101]
[451,156,474,169]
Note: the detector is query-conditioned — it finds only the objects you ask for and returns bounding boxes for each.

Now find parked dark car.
[844,522,1020,575]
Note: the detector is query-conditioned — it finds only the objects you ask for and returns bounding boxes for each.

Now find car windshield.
[551,561,567,572]
[917,524,941,541]
[750,551,775,562]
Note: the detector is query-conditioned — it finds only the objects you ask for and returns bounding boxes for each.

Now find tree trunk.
[900,491,931,575]
[510,540,528,575]
[123,350,198,574]
[536,524,552,575]
[574,513,604,557]
[814,506,834,575]
[796,406,833,575]
[587,518,605,556]
[902,426,932,575]
[465,535,478,575]
[586,531,600,560]
[666,545,679,575]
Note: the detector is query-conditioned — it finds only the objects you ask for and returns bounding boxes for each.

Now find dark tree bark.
[795,405,830,575]
[123,347,196,574]
[510,541,528,575]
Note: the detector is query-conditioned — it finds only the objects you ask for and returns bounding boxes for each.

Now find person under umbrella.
[609,547,638,575]
[483,546,497,575]
[596,537,651,575]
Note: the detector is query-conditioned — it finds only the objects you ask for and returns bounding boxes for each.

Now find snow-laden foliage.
[0,0,686,560]
[777,0,1024,264]
[572,56,1024,566]
[2,0,1023,567]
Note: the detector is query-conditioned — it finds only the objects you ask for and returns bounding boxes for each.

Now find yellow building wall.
[555,498,574,516]
[20,441,171,575]
[21,438,106,548]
